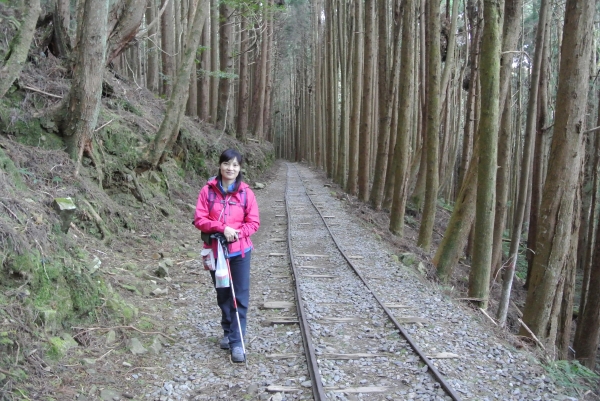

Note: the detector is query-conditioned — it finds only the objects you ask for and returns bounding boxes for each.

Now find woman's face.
[220,158,241,182]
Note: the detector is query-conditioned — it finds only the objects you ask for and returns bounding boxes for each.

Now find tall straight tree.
[145,0,160,93]
[496,0,548,324]
[347,0,364,195]
[520,0,594,346]
[468,0,503,309]
[389,0,415,236]
[145,0,210,167]
[216,2,233,131]
[160,0,175,96]
[209,0,219,124]
[357,0,375,202]
[417,0,441,251]
[237,16,250,141]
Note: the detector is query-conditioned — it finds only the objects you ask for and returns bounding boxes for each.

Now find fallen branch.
[0,367,20,377]
[479,308,497,325]
[517,318,546,352]
[71,325,175,342]
[94,119,114,132]
[21,84,62,99]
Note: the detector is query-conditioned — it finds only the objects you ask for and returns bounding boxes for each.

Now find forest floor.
[2,152,599,401]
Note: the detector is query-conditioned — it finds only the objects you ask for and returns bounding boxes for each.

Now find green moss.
[0,147,25,189]
[47,336,71,360]
[98,121,141,167]
[106,297,138,323]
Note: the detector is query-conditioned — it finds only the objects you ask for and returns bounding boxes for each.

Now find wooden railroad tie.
[264,317,299,325]
[262,301,295,309]
[302,274,337,278]
[319,317,362,323]
[319,353,387,360]
[296,254,328,257]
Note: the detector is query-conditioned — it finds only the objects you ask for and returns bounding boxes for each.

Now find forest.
[0,0,599,397]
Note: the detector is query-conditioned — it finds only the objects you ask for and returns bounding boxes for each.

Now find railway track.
[252,163,461,400]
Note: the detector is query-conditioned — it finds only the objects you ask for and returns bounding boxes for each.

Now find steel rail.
[292,164,463,401]
[284,164,327,401]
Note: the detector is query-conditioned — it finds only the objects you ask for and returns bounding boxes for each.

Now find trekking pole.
[225,255,248,368]
[215,234,247,367]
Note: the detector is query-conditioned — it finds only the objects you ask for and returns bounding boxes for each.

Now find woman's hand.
[224,226,240,242]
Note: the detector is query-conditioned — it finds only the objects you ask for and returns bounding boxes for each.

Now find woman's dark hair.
[219,148,244,165]
[217,148,244,191]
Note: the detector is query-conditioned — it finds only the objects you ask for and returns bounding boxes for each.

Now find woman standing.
[194,149,260,363]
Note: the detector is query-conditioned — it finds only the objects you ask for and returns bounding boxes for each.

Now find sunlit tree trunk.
[520,0,594,345]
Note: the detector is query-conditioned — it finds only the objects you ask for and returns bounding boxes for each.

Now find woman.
[194,149,260,363]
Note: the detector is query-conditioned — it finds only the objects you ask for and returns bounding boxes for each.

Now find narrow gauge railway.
[252,163,461,401]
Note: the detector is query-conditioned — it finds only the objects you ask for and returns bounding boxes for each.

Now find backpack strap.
[207,186,217,213]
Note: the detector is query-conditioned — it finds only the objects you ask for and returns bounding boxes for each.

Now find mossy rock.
[47,336,74,359]
[106,297,138,323]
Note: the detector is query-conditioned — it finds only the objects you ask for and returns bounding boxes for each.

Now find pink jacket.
[194,177,260,257]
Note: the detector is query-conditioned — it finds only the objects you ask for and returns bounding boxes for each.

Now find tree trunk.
[198,22,210,120]
[215,3,233,131]
[160,0,175,96]
[357,0,375,202]
[417,0,441,251]
[346,0,363,195]
[389,0,415,236]
[105,0,146,66]
[144,0,210,167]
[145,0,160,93]
[520,0,594,345]
[58,0,108,160]
[490,0,523,279]
[0,0,41,98]
[236,16,249,142]
[209,0,218,124]
[468,0,502,310]
[370,0,400,211]
[250,5,270,139]
[52,0,72,58]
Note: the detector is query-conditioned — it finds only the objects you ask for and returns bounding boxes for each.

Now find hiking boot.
[231,346,245,363]
[219,336,229,350]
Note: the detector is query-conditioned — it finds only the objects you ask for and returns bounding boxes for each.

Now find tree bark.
[520,0,594,345]
[145,0,160,93]
[0,0,41,99]
[58,0,108,160]
[52,0,72,58]
[389,0,415,236]
[105,0,146,66]
[417,0,441,251]
[160,0,175,96]
[236,16,249,141]
[346,0,363,195]
[209,0,218,123]
[357,0,375,202]
[144,0,210,167]
[215,3,233,131]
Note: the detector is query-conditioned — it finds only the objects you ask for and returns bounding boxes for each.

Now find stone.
[128,338,148,355]
[60,333,79,349]
[36,309,57,333]
[150,336,163,354]
[254,182,266,189]
[81,358,96,366]
[52,197,77,233]
[155,263,169,278]
[151,287,168,296]
[105,330,117,346]
[99,388,120,401]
